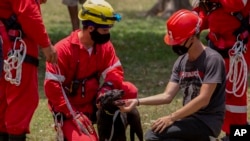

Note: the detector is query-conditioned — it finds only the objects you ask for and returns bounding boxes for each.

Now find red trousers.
[222,55,248,134]
[0,63,39,135]
[61,81,137,141]
[62,119,99,141]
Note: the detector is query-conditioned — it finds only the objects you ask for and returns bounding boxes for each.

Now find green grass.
[26,0,250,140]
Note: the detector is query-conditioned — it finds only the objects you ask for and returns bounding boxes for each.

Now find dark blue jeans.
[145,116,214,141]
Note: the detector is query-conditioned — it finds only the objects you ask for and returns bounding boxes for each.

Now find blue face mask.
[172,39,192,56]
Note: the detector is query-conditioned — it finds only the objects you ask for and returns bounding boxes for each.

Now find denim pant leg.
[145,116,213,141]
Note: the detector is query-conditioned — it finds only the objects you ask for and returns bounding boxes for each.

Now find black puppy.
[97,89,143,141]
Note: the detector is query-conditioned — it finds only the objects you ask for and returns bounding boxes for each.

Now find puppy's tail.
[128,108,143,141]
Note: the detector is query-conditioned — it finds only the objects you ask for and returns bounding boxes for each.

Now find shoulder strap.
[232,12,249,33]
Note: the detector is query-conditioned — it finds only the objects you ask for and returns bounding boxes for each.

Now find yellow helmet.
[78,0,121,26]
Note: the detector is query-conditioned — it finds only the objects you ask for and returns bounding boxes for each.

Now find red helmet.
[164,9,202,45]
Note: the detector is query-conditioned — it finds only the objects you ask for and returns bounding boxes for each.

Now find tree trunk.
[146,0,192,19]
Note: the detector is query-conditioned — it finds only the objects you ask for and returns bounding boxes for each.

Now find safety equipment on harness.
[164,9,202,45]
[65,71,98,98]
[53,112,64,141]
[225,12,249,97]
[0,15,39,85]
[226,37,248,97]
[90,28,110,44]
[78,0,121,26]
[53,64,96,140]
[4,31,27,86]
[232,12,250,44]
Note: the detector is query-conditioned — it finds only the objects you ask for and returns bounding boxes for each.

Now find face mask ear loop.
[182,38,189,47]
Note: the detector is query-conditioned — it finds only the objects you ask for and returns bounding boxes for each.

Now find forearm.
[138,81,179,105]
[139,93,171,105]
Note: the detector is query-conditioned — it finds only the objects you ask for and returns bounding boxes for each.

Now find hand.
[151,115,174,133]
[41,45,57,64]
[73,112,95,135]
[117,99,137,112]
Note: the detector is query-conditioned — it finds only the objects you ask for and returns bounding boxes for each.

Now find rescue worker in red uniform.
[193,0,250,140]
[44,0,138,140]
[0,0,57,141]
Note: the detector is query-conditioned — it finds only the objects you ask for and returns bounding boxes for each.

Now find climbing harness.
[226,37,248,97]
[3,30,26,86]
[53,64,95,141]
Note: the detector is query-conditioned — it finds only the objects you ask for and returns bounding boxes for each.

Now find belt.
[24,54,39,67]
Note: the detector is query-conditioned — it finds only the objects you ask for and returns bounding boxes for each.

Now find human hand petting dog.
[117,98,174,134]
[116,99,138,112]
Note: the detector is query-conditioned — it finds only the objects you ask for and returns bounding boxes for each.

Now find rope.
[226,38,248,97]
[107,110,127,141]
[53,112,64,141]
[53,64,94,141]
[3,31,26,86]
[108,110,120,141]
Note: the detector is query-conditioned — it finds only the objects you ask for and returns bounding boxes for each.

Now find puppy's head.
[99,89,124,114]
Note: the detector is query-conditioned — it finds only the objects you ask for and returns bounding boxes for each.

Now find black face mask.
[90,29,110,44]
[172,39,192,56]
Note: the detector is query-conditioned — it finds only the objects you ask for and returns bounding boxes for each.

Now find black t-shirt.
[170,47,226,136]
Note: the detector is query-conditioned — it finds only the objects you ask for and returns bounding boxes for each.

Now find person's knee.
[145,129,159,141]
